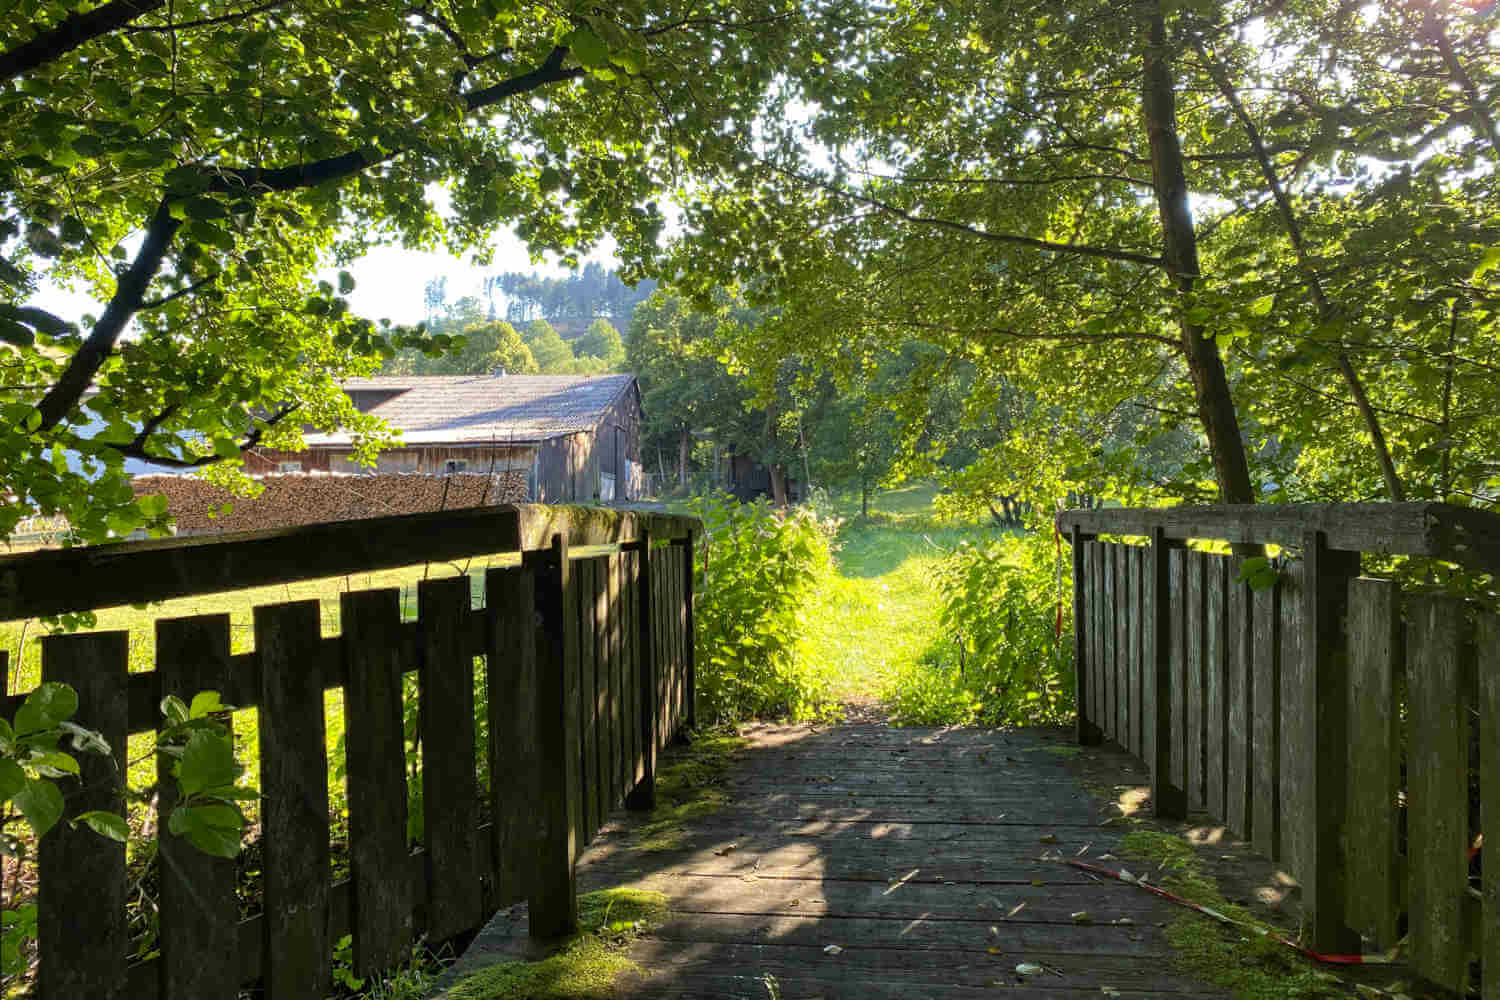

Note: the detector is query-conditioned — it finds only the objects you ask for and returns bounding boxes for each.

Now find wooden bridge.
[5,501,1500,998]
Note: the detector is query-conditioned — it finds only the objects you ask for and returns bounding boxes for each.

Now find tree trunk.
[678,425,690,490]
[862,476,871,518]
[770,464,789,507]
[1142,8,1256,505]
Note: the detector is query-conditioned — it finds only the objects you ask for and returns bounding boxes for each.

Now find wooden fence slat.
[1148,530,1186,817]
[611,554,626,802]
[656,547,668,749]
[1478,613,1500,1000]
[1093,542,1107,740]
[418,575,482,942]
[1131,546,1145,757]
[665,549,678,738]
[626,536,657,810]
[578,558,600,842]
[622,551,639,789]
[1072,528,1100,745]
[1277,559,1304,874]
[676,544,689,732]
[1100,544,1115,744]
[1114,545,1129,746]
[1406,594,1469,990]
[37,632,128,1000]
[1251,581,1280,861]
[1226,561,1253,840]
[1169,548,1187,798]
[340,589,414,974]
[1343,578,1400,949]
[486,564,539,907]
[593,557,611,826]
[156,615,238,1000]
[684,533,697,730]
[255,600,331,1000]
[1205,555,1229,821]
[1185,551,1207,809]
[524,536,578,937]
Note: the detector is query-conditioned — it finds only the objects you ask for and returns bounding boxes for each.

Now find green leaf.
[174,729,239,799]
[14,779,65,838]
[1247,294,1275,317]
[212,437,241,459]
[15,683,79,736]
[30,751,80,778]
[564,26,611,69]
[0,759,26,802]
[1474,246,1500,280]
[75,810,129,842]
[136,493,169,518]
[337,270,356,295]
[188,691,226,718]
[168,804,244,857]
[160,694,190,727]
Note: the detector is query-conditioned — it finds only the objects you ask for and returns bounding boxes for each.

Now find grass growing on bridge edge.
[1119,831,1372,999]
[439,888,669,1000]
[629,732,748,852]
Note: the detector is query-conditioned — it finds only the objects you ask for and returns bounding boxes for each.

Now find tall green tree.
[1,0,836,541]
[577,317,626,368]
[522,318,575,372]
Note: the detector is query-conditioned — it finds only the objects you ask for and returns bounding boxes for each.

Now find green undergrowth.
[1118,831,1348,999]
[442,889,669,1000]
[631,732,747,852]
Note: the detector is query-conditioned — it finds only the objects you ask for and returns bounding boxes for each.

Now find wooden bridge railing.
[0,503,698,1000]
[1059,503,1500,995]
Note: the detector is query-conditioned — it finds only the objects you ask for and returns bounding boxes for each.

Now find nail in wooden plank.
[38,631,128,1000]
[340,589,413,973]
[156,615,238,1000]
[255,600,331,1000]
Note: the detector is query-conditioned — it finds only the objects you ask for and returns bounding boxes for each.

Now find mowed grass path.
[799,484,987,711]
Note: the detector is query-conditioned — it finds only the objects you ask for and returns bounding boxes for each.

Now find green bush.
[686,495,836,724]
[888,531,1072,726]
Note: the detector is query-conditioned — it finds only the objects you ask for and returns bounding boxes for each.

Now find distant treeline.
[422,263,658,337]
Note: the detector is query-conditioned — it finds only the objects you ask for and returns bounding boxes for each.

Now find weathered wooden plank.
[524,535,579,938]
[626,541,657,808]
[255,600,331,1000]
[1250,581,1280,860]
[486,564,539,906]
[1185,551,1206,810]
[156,615,239,1000]
[1059,502,1500,577]
[37,632,128,1000]
[513,504,699,551]
[419,575,483,942]
[0,506,522,621]
[1131,545,1145,757]
[1343,578,1400,949]
[1204,554,1228,822]
[1277,559,1304,873]
[622,550,640,790]
[1148,531,1185,817]
[1297,533,1361,955]
[1478,612,1500,1000]
[570,555,589,851]
[611,553,627,803]
[1168,548,1187,799]
[1072,527,1101,745]
[340,589,414,974]
[578,558,600,841]
[1225,560,1253,840]
[593,556,612,826]
[1406,593,1468,990]
[1114,544,1129,747]
[675,541,688,734]
[1102,544,1117,744]
[1080,541,1097,741]
[683,533,697,730]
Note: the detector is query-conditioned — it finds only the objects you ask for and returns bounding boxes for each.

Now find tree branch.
[93,402,299,468]
[775,165,1165,268]
[139,273,219,311]
[1,0,164,82]
[124,0,287,34]
[875,316,1181,347]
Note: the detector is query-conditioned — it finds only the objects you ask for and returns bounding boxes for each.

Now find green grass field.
[799,483,996,713]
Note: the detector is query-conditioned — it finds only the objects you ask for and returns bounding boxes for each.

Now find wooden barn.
[249,373,645,502]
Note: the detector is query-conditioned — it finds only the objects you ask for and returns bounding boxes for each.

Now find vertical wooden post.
[37,632,129,1000]
[255,600,331,1000]
[340,589,414,974]
[156,615,239,1000]
[1298,531,1361,955]
[526,534,578,938]
[683,532,697,731]
[1149,528,1186,818]
[486,564,539,906]
[626,532,657,809]
[1251,580,1281,861]
[1477,613,1500,1000]
[1226,559,1254,840]
[1072,526,1102,745]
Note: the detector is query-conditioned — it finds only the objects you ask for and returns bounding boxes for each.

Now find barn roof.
[303,373,638,446]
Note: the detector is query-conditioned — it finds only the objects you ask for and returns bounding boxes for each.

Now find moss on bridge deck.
[433,724,1424,999]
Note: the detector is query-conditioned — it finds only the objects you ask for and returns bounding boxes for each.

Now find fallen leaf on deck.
[823,944,843,955]
[1015,963,1044,977]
